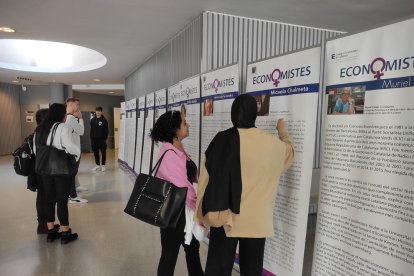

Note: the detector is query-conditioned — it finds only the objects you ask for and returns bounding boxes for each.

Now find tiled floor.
[0,150,244,276]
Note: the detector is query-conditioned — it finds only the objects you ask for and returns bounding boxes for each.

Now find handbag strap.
[150,149,176,176]
[48,123,60,146]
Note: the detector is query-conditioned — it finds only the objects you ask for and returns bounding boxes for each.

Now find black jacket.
[26,133,37,192]
[90,115,108,140]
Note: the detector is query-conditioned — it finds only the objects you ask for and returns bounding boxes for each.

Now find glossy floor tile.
[0,150,242,276]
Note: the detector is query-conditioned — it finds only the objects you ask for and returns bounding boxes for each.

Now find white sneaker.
[101,165,106,172]
[91,165,101,171]
[69,197,88,204]
[76,186,89,192]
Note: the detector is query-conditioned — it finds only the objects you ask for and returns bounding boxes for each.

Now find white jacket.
[34,123,81,161]
[65,114,84,149]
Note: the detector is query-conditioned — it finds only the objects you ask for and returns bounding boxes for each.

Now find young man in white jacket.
[65,98,88,204]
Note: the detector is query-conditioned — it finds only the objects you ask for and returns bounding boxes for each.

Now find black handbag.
[124,149,188,228]
[35,123,77,176]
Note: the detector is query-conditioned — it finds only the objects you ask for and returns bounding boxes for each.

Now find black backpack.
[13,134,35,176]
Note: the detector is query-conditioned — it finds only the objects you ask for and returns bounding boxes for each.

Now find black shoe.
[61,229,78,244]
[46,228,61,243]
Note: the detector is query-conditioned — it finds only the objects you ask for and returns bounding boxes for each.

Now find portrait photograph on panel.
[327,86,366,115]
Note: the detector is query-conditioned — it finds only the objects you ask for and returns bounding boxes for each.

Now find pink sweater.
[155,142,197,210]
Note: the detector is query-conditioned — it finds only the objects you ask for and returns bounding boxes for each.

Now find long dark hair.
[36,103,66,145]
[150,110,182,144]
[35,108,49,125]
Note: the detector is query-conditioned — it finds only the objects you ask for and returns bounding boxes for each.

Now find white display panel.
[167,83,181,112]
[312,19,414,276]
[118,101,126,162]
[152,89,167,164]
[141,93,155,175]
[200,64,239,159]
[123,100,132,169]
[179,75,201,168]
[133,96,146,175]
[246,47,322,276]
[126,98,137,170]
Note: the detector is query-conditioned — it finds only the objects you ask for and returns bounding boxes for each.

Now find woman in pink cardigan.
[150,110,204,276]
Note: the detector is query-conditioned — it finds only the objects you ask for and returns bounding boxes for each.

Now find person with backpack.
[13,108,52,234]
[34,103,80,244]
[28,108,50,234]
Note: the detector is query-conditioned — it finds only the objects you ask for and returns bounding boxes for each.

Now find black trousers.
[157,212,204,276]
[69,158,81,198]
[36,174,47,222]
[42,175,72,226]
[92,139,107,165]
[205,227,266,276]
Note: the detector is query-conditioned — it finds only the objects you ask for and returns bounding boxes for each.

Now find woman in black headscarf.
[195,94,295,276]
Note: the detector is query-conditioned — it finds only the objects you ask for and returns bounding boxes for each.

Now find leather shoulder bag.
[124,149,188,228]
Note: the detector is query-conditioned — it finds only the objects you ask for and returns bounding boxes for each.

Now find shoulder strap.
[150,149,176,176]
[49,123,60,146]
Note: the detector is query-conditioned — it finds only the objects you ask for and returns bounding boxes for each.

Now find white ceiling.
[0,0,413,88]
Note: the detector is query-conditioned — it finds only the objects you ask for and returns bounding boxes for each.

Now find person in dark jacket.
[28,108,53,234]
[90,106,109,172]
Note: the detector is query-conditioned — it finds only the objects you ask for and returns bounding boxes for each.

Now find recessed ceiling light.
[93,78,101,82]
[0,27,15,33]
[108,91,115,94]
[52,80,56,82]
[12,80,19,83]
[0,39,107,73]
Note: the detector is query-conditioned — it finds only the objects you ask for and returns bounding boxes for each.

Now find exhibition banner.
[179,75,201,169]
[200,64,239,158]
[123,100,132,167]
[127,99,137,170]
[246,46,321,276]
[167,83,181,112]
[312,18,414,276]
[133,96,146,175]
[118,101,126,162]
[152,89,167,163]
[141,93,155,175]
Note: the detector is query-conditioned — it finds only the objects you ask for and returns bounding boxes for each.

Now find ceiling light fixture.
[17,76,32,81]
[0,39,107,73]
[0,27,15,33]
[93,78,101,82]
[12,80,19,83]
[108,91,115,94]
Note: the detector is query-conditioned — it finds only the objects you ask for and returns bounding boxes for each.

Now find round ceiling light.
[0,39,107,73]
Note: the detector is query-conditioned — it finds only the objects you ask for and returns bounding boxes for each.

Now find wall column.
[49,83,65,103]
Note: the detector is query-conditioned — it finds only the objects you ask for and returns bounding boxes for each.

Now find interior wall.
[73,91,124,149]
[19,85,50,141]
[0,83,22,155]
